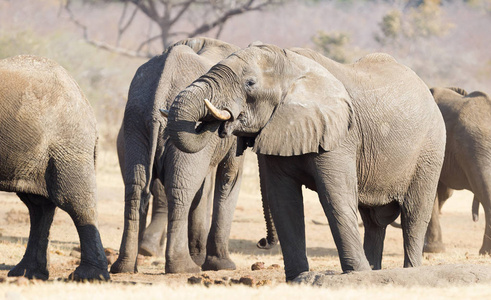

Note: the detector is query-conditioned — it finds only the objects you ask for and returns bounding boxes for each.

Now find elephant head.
[167,44,353,156]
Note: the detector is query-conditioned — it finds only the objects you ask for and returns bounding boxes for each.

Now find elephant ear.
[252,56,353,156]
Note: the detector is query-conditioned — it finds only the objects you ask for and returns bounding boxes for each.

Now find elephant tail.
[472,197,480,222]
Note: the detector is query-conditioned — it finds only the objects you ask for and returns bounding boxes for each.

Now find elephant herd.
[0,37,490,282]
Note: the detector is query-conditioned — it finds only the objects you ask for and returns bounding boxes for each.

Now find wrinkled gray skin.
[110,38,249,274]
[116,129,169,257]
[167,45,446,281]
[424,87,491,255]
[0,55,109,280]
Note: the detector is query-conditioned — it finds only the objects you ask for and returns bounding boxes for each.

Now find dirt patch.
[293,264,491,287]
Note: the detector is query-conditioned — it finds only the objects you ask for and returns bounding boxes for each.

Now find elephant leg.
[480,201,491,255]
[140,179,167,257]
[423,182,449,253]
[8,193,55,280]
[267,173,307,281]
[164,148,211,274]
[359,203,399,270]
[112,121,158,274]
[49,162,109,280]
[400,167,439,268]
[188,172,214,266]
[202,153,245,271]
[315,155,371,274]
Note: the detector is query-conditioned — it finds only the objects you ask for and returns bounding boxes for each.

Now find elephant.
[0,55,109,280]
[166,44,446,281]
[111,37,249,274]
[424,87,491,255]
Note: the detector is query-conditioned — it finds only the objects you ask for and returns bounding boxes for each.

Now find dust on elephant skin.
[293,264,491,287]
[0,55,109,281]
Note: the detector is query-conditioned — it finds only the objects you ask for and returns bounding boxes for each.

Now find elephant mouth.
[218,120,235,138]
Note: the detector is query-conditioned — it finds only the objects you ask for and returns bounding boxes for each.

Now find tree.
[311,31,351,63]
[63,0,281,58]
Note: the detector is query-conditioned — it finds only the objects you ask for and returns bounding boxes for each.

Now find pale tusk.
[204,99,231,121]
[159,108,169,118]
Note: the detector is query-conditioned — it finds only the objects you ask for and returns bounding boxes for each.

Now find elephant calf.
[425,87,491,255]
[0,55,109,280]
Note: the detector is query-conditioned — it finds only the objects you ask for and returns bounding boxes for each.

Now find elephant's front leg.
[315,155,371,273]
[202,152,245,271]
[188,172,214,266]
[263,166,308,281]
[165,187,201,274]
[164,149,212,274]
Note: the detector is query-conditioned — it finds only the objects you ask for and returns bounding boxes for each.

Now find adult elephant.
[0,55,109,280]
[111,37,247,274]
[166,44,446,281]
[424,87,491,255]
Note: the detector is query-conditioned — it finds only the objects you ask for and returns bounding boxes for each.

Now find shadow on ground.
[229,239,338,257]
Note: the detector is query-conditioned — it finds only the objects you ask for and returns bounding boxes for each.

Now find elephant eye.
[246,79,256,87]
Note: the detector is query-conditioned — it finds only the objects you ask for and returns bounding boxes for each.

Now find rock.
[187,276,203,285]
[239,276,256,287]
[256,279,272,286]
[188,274,213,287]
[293,264,491,287]
[69,249,81,259]
[251,262,265,271]
[268,264,281,270]
[104,248,117,256]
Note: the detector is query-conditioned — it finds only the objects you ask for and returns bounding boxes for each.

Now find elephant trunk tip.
[256,237,278,250]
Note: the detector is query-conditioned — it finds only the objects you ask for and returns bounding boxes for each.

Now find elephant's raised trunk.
[168,87,220,153]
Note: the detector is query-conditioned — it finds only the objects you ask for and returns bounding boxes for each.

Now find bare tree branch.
[117,1,139,46]
[62,0,281,58]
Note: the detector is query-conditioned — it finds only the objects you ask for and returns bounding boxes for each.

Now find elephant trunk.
[256,158,279,250]
[168,87,220,153]
[257,197,278,249]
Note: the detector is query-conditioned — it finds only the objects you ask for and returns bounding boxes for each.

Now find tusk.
[204,99,231,121]
[159,109,169,118]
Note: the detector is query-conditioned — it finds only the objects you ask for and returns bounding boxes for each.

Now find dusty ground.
[1,150,490,298]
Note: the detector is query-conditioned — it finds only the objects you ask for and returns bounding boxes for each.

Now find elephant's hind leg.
[8,193,55,280]
[139,179,167,257]
[401,177,439,267]
[49,161,109,280]
[423,183,450,253]
[359,202,399,270]
[203,153,244,271]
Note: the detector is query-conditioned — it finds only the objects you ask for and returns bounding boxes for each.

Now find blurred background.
[1,0,490,153]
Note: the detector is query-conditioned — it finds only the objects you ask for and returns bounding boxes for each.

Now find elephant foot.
[201,256,236,271]
[110,257,137,274]
[165,259,200,274]
[479,246,491,256]
[8,262,49,280]
[69,263,110,281]
[139,241,163,257]
[190,252,206,266]
[423,241,445,253]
